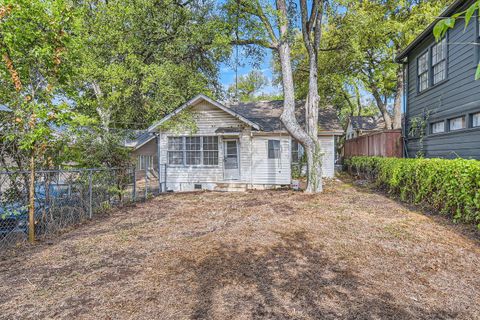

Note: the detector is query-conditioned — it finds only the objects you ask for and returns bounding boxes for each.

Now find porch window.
[203,136,219,165]
[418,51,429,92]
[185,137,201,165]
[432,38,446,85]
[431,121,445,134]
[167,136,219,166]
[473,112,480,127]
[268,140,281,159]
[448,116,465,131]
[168,137,184,165]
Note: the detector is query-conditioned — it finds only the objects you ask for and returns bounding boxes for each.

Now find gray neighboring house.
[127,94,343,192]
[396,0,480,159]
[345,116,385,140]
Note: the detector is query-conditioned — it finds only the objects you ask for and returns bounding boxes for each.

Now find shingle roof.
[124,130,155,148]
[349,116,384,131]
[226,100,343,133]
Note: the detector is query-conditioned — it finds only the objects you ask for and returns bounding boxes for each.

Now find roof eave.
[395,0,465,62]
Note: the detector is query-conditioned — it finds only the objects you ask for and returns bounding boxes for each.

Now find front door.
[223,139,240,180]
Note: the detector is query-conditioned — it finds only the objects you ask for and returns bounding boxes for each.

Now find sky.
[219,50,281,96]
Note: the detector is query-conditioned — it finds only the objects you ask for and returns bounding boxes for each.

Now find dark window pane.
[268,140,280,159]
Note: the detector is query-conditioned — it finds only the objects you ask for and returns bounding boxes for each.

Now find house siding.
[405,0,480,159]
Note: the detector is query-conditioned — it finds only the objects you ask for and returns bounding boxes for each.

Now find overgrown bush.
[344,157,480,227]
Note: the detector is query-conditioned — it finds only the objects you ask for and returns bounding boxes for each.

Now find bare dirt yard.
[1,177,480,320]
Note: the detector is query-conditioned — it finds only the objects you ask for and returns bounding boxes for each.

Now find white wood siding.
[251,136,291,185]
[319,135,335,178]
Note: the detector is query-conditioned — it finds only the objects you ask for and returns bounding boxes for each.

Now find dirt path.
[1,178,479,319]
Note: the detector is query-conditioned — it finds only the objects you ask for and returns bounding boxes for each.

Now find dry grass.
[1,177,479,319]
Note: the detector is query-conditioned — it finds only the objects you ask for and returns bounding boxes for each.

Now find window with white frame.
[418,52,429,92]
[473,112,480,127]
[185,137,201,165]
[168,137,184,165]
[432,38,446,85]
[167,136,218,166]
[431,121,445,134]
[203,136,219,165]
[268,140,281,159]
[448,116,465,131]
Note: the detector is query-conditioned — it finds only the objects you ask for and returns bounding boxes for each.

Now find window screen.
[473,112,480,127]
[203,136,219,165]
[268,140,281,159]
[432,38,446,85]
[168,136,219,166]
[431,121,445,134]
[449,117,465,131]
[418,52,429,92]
[168,137,184,165]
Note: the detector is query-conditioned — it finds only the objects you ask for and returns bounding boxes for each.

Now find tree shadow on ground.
[187,231,455,320]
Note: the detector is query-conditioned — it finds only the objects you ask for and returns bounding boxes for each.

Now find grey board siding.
[405,0,480,160]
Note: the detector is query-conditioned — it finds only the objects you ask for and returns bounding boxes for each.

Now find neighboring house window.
[448,116,465,131]
[168,136,219,166]
[431,121,445,134]
[137,155,154,170]
[432,38,446,85]
[268,140,281,159]
[203,136,219,165]
[472,112,480,127]
[168,137,184,165]
[418,51,429,92]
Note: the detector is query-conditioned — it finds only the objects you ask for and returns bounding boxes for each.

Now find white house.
[128,94,343,192]
[345,116,384,140]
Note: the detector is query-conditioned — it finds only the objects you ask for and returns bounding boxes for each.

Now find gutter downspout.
[155,132,162,192]
[401,60,410,158]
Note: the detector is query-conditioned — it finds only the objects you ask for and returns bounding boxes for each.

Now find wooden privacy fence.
[344,129,403,158]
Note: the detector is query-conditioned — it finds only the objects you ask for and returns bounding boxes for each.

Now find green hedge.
[344,156,480,227]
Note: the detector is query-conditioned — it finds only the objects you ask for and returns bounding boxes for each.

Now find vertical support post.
[28,153,35,243]
[132,168,136,202]
[88,170,93,219]
[144,167,148,200]
[156,133,162,193]
[164,164,167,192]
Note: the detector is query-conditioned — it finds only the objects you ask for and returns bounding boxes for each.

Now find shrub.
[344,157,480,228]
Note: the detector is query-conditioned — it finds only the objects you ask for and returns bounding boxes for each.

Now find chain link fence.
[0,166,166,249]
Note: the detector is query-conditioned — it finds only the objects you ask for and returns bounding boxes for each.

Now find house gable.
[148,94,260,134]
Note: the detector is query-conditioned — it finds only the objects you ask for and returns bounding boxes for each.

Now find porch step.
[214,183,248,192]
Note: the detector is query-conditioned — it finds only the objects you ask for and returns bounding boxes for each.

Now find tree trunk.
[28,152,35,243]
[393,66,403,129]
[276,0,323,193]
[371,88,392,129]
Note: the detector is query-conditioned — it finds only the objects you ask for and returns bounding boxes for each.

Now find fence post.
[88,170,93,219]
[132,168,136,203]
[144,167,148,200]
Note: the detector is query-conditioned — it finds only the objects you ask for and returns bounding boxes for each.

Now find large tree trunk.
[276,0,323,193]
[393,66,403,129]
[371,88,392,129]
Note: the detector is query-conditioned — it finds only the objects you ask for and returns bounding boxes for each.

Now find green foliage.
[72,0,230,129]
[227,70,269,102]
[434,1,480,80]
[345,157,480,228]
